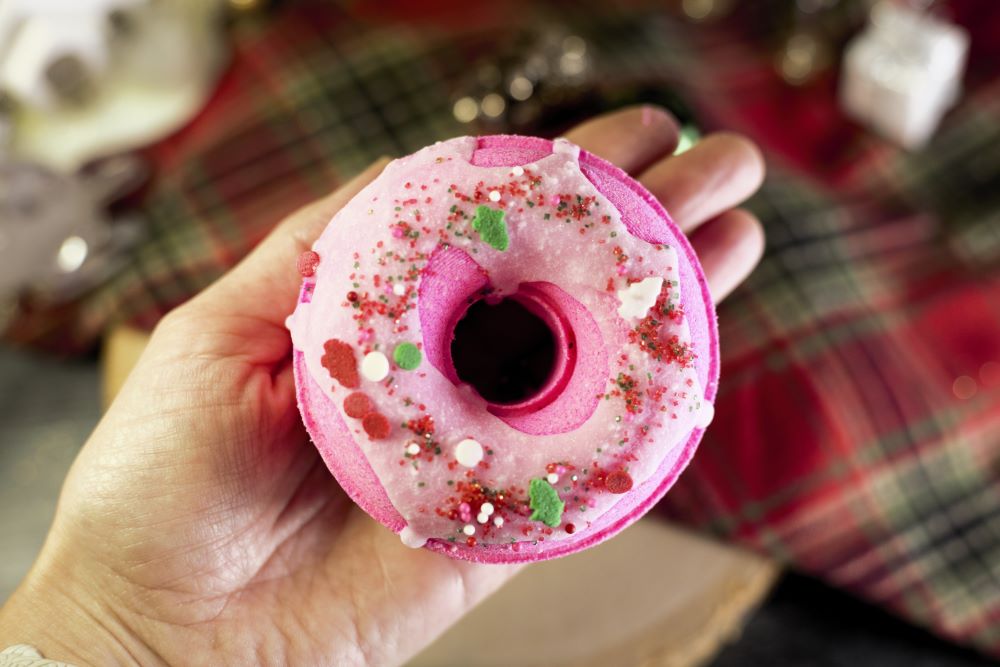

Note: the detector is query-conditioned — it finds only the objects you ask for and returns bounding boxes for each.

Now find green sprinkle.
[528,478,565,528]
[393,342,422,370]
[471,205,509,251]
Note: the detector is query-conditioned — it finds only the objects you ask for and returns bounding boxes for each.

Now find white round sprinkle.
[463,524,476,536]
[572,475,578,482]
[511,165,524,176]
[695,401,716,429]
[546,472,559,484]
[488,190,501,202]
[493,516,504,527]
[393,282,407,296]
[480,502,495,515]
[405,442,421,456]
[454,438,484,467]
[477,513,489,524]
[399,526,427,548]
[361,351,390,382]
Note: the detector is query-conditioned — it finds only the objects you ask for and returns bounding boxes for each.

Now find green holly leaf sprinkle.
[471,205,509,251]
[528,478,565,528]
[393,342,422,370]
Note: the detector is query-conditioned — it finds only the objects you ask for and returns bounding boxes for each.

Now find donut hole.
[451,296,557,405]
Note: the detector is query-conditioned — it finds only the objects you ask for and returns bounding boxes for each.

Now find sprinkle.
[546,472,559,484]
[493,516,504,527]
[393,282,407,296]
[297,250,320,277]
[362,413,391,440]
[488,190,501,202]
[511,165,524,176]
[480,502,495,515]
[399,526,427,548]
[393,342,422,370]
[564,523,576,534]
[471,205,509,251]
[405,442,421,456]
[454,438,484,467]
[361,351,390,382]
[343,392,374,418]
[477,513,489,524]
[528,478,565,528]
[617,277,664,319]
[463,524,476,536]
[605,470,634,494]
[321,339,359,388]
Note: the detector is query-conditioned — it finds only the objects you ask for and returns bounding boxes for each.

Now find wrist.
[0,550,161,666]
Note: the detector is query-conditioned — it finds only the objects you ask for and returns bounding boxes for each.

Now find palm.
[15,108,765,667]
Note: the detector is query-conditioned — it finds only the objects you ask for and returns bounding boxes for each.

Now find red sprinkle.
[347,291,359,302]
[321,339,359,388]
[343,392,373,418]
[297,250,320,277]
[466,537,477,547]
[564,523,576,534]
[362,412,391,440]
[605,470,634,494]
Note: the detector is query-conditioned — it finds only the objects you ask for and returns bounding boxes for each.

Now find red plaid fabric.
[7,0,1000,655]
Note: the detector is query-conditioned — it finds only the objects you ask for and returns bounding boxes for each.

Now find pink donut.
[287,135,718,563]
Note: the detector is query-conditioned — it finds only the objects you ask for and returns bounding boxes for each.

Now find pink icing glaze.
[291,134,719,563]
[417,245,606,434]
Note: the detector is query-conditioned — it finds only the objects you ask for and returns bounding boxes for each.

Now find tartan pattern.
[7,0,1000,656]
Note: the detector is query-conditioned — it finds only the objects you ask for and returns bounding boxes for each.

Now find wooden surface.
[102,325,780,667]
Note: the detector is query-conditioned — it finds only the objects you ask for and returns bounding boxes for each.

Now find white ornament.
[840,3,969,150]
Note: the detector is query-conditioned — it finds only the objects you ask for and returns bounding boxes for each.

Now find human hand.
[0,107,765,666]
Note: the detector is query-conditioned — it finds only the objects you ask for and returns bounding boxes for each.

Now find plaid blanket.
[8,0,1000,656]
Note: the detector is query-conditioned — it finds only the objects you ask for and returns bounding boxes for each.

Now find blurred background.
[1,0,998,665]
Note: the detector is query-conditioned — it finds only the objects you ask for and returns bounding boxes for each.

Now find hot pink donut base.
[293,135,719,563]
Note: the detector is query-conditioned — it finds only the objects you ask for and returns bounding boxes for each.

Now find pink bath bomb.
[288,135,718,563]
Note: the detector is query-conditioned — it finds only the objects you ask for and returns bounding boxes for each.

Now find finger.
[192,158,391,325]
[689,208,765,303]
[639,133,765,232]
[564,105,679,174]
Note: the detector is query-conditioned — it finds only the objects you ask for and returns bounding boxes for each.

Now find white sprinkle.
[393,282,407,296]
[572,475,578,482]
[463,524,476,536]
[399,526,427,548]
[405,442,421,456]
[546,472,559,484]
[488,190,501,202]
[454,438,484,467]
[480,502,495,515]
[695,401,715,429]
[360,351,390,382]
[493,516,504,527]
[511,165,524,176]
[477,513,489,524]
[617,276,665,319]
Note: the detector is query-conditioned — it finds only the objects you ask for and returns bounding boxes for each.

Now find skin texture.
[0,107,765,666]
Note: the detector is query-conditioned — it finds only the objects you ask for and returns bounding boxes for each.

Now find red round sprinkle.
[466,537,477,547]
[347,291,359,302]
[321,339,359,389]
[297,250,320,277]
[343,392,373,418]
[605,470,633,494]
[362,412,391,440]
[564,523,576,534]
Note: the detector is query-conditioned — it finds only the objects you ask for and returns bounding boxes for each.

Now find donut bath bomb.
[287,135,718,563]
